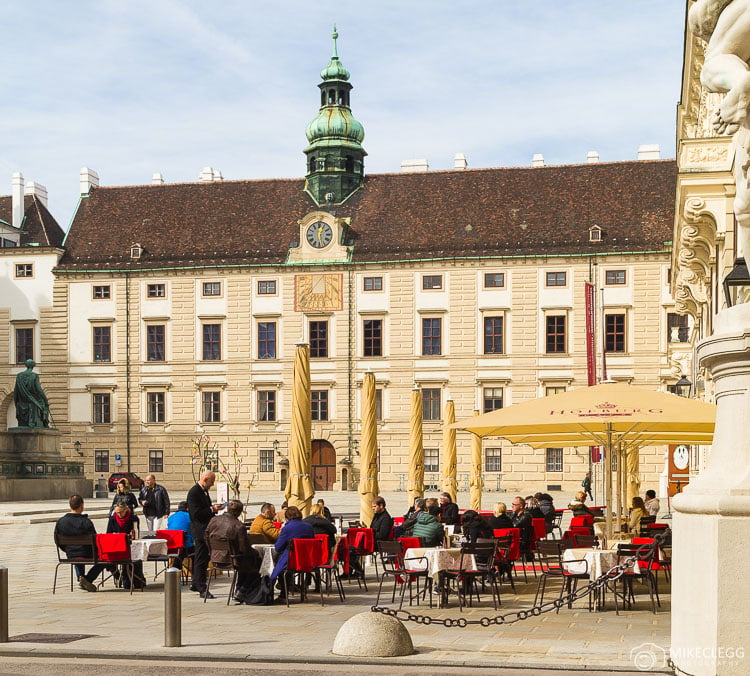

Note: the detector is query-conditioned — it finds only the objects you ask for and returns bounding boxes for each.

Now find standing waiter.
[187,470,222,599]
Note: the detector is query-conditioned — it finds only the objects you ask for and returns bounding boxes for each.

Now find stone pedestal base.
[671,306,750,676]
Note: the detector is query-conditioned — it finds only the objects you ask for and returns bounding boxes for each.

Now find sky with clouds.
[0,0,687,229]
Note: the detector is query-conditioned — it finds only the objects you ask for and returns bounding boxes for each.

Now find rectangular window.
[258,321,277,359]
[311,390,329,421]
[422,275,443,290]
[484,273,505,288]
[15,263,33,278]
[309,320,328,358]
[259,448,274,472]
[375,388,383,421]
[147,391,165,423]
[15,327,34,364]
[147,283,166,298]
[363,276,383,291]
[545,386,566,397]
[605,313,626,353]
[202,281,221,297]
[93,326,111,362]
[545,315,566,353]
[483,316,504,354]
[93,393,111,424]
[422,387,441,421]
[363,319,382,357]
[258,390,276,422]
[546,448,563,472]
[667,312,689,343]
[485,447,502,472]
[605,269,626,285]
[257,280,277,295]
[94,450,109,473]
[545,271,567,287]
[483,387,504,413]
[202,324,221,360]
[93,285,111,299]
[147,325,166,362]
[149,450,164,473]
[201,391,220,423]
[424,448,439,473]
[422,318,442,356]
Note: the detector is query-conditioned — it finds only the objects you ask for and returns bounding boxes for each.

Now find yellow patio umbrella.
[285,343,315,516]
[469,410,484,510]
[453,382,715,541]
[407,388,424,505]
[358,371,379,526]
[441,399,458,503]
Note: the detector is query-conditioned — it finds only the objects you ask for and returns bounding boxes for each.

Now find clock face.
[673,444,690,471]
[306,221,333,249]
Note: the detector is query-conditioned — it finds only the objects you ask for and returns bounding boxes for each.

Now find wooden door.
[311,439,336,490]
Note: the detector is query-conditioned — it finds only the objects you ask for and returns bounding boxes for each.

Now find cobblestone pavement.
[0,491,672,673]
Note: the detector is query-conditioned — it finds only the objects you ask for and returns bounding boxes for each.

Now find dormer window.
[130,243,144,259]
[589,226,602,242]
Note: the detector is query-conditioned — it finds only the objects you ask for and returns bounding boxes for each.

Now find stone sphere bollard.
[332,611,415,657]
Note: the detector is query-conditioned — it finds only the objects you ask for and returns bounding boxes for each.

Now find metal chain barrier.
[371,530,669,628]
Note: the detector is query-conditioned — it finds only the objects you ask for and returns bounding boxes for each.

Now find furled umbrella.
[441,399,458,504]
[285,343,315,516]
[407,387,424,505]
[469,410,484,510]
[358,371,379,526]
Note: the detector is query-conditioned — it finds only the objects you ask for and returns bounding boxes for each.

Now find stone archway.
[311,439,336,491]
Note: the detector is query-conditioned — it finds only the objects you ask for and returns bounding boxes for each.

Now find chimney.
[400,159,429,173]
[198,166,215,182]
[213,169,223,181]
[586,151,600,163]
[25,181,48,207]
[454,153,468,170]
[532,153,544,167]
[152,173,164,185]
[12,172,24,229]
[637,144,660,160]
[80,167,99,195]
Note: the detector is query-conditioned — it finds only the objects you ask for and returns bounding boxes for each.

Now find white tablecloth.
[130,538,167,561]
[252,543,277,577]
[404,547,477,582]
[563,547,638,579]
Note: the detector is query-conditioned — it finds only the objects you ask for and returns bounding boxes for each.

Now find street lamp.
[272,439,280,455]
[73,440,83,456]
[675,375,692,398]
[722,257,750,307]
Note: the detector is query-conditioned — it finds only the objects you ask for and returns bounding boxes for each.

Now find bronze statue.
[14,359,51,428]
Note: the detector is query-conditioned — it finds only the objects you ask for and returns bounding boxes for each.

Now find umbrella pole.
[604,425,613,543]
[616,443,623,534]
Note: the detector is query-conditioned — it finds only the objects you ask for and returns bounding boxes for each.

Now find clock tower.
[304,26,366,206]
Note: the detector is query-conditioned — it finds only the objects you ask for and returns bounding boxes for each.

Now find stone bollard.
[164,567,181,647]
[332,611,414,657]
[0,565,8,642]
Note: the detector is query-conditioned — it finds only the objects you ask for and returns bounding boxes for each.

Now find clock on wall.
[306,221,333,249]
[673,444,690,471]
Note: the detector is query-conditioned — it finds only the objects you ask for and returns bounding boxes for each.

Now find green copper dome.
[321,26,350,81]
[305,109,364,146]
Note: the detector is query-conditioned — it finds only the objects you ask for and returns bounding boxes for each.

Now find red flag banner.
[585,282,596,386]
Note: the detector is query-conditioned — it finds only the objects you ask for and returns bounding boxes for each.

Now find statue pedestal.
[671,305,750,675]
[0,429,91,501]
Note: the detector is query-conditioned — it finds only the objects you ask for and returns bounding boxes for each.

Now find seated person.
[205,499,261,602]
[568,491,595,518]
[276,500,289,524]
[411,499,445,547]
[488,501,514,530]
[166,500,194,571]
[460,509,493,543]
[644,489,660,517]
[398,498,424,537]
[510,496,534,561]
[54,494,109,592]
[316,498,334,522]
[303,503,337,552]
[107,498,145,589]
[439,492,460,526]
[369,496,394,543]
[525,495,545,519]
[623,496,649,534]
[270,506,315,598]
[249,503,280,543]
[535,492,556,533]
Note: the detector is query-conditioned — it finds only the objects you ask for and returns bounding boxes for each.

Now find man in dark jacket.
[54,494,107,592]
[439,492,460,526]
[187,470,222,598]
[369,496,394,543]
[510,496,534,560]
[139,474,170,532]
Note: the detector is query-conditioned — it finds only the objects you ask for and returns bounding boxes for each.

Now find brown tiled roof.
[0,195,65,248]
[58,160,676,270]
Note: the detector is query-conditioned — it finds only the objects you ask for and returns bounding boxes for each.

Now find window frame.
[485,447,502,472]
[257,321,277,360]
[545,447,563,473]
[259,448,274,472]
[94,449,110,473]
[149,449,164,473]
[605,269,627,285]
[483,315,504,354]
[93,285,111,299]
[202,323,221,361]
[146,391,166,423]
[424,447,439,473]
[363,318,383,357]
[15,326,34,364]
[545,314,567,354]
[311,389,329,421]
[422,387,441,421]
[92,325,111,363]
[309,320,328,359]
[604,312,627,353]
[201,391,221,423]
[146,283,166,299]
[92,393,112,424]
[257,280,277,295]
[363,276,383,291]
[258,390,277,422]
[545,271,567,287]
[482,386,504,413]
[422,274,443,290]
[484,272,505,288]
[14,263,33,278]
[146,324,166,362]
[422,317,442,356]
[667,312,689,343]
[202,281,221,297]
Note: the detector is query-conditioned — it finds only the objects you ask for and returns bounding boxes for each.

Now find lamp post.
[722,257,750,307]
[73,440,82,456]
[675,374,692,398]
